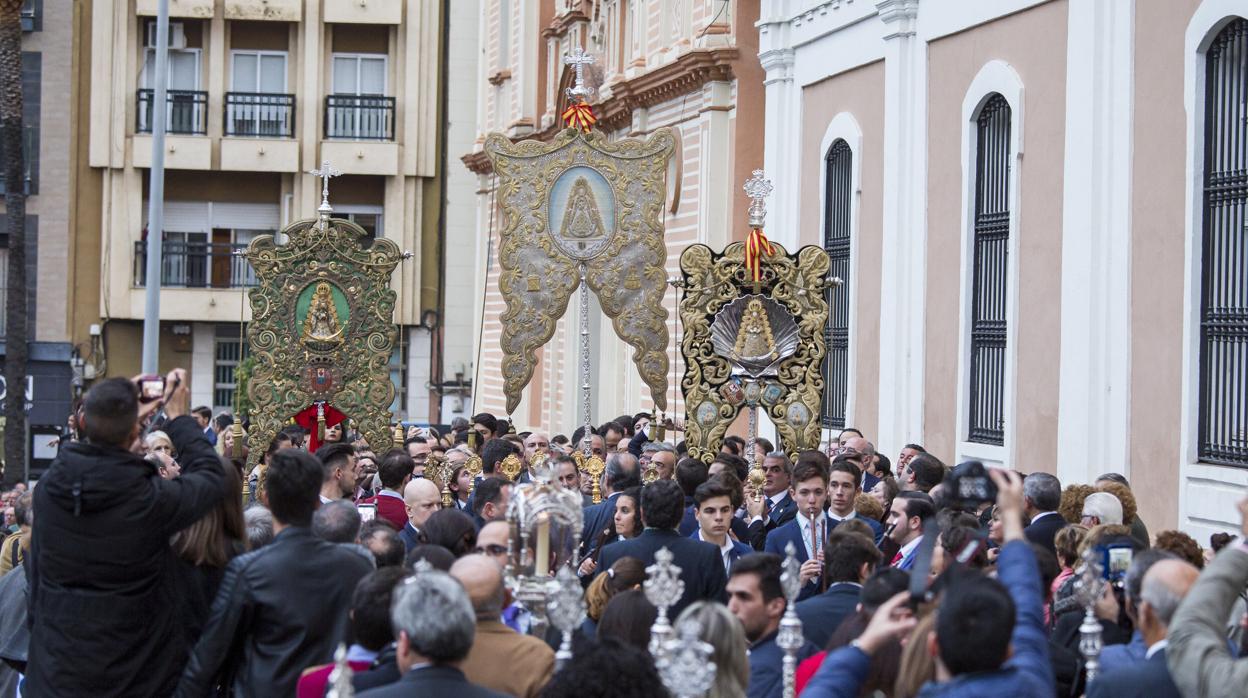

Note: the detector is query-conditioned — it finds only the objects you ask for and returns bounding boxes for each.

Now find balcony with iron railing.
[225,92,296,138]
[324,95,395,140]
[137,89,209,135]
[133,240,256,289]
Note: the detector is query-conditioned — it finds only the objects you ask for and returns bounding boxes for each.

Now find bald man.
[399,479,441,553]
[1088,559,1200,698]
[451,555,555,698]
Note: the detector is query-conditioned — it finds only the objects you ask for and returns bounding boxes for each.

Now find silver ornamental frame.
[546,565,586,668]
[644,546,685,658]
[657,617,717,698]
[778,542,806,698]
[1073,546,1108,683]
[504,474,584,640]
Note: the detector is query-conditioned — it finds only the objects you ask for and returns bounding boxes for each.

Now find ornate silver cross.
[744,169,773,229]
[564,46,596,101]
[308,160,342,216]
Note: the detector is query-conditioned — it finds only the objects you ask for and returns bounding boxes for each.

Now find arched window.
[821,139,852,429]
[968,93,1011,446]
[1199,19,1248,466]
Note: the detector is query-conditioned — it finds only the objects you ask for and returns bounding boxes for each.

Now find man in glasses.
[745,452,799,551]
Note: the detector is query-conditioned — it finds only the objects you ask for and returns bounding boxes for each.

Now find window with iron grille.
[1199,19,1248,467]
[214,325,248,412]
[967,94,1011,446]
[821,139,852,429]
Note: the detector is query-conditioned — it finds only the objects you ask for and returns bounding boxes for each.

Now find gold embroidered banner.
[485,128,675,415]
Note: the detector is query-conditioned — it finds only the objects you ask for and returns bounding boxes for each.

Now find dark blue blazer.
[579,492,621,558]
[679,497,699,537]
[1086,648,1181,698]
[746,630,818,698]
[398,522,420,553]
[687,529,752,573]
[747,493,799,550]
[356,665,507,698]
[763,518,822,600]
[1023,511,1065,557]
[829,514,884,546]
[795,582,861,650]
[597,529,727,618]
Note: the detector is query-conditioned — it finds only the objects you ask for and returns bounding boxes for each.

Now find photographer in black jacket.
[27,369,227,697]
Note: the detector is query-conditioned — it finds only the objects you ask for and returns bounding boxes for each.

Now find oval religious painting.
[296,280,350,352]
[547,165,618,261]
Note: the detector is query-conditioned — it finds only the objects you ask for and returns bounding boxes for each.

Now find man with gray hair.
[1021,472,1063,555]
[642,441,677,481]
[312,499,362,544]
[1087,558,1200,697]
[357,570,506,697]
[579,453,641,558]
[1081,492,1124,526]
[452,554,554,697]
[244,506,275,549]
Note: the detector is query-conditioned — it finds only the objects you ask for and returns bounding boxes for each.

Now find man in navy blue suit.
[1087,558,1199,698]
[690,480,752,575]
[885,492,934,571]
[795,528,881,649]
[826,459,884,544]
[745,452,799,550]
[596,479,726,618]
[578,453,641,558]
[727,553,817,698]
[764,460,830,601]
[1021,472,1064,557]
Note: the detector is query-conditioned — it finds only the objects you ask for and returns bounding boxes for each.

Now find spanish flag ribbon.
[562,101,597,132]
[745,227,775,282]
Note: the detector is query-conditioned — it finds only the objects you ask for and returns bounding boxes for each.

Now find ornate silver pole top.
[564,46,596,101]
[644,547,685,613]
[308,160,342,218]
[777,542,806,698]
[743,169,774,229]
[546,565,586,634]
[780,542,802,605]
[658,617,717,698]
[326,643,355,698]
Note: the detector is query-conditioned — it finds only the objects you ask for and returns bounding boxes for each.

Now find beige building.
[463,0,766,432]
[70,0,476,425]
[760,0,1248,537]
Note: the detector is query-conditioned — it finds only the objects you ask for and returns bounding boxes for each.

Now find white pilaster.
[874,0,927,453]
[759,0,799,248]
[1056,0,1135,486]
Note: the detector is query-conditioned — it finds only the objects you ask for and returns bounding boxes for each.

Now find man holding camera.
[27,370,228,697]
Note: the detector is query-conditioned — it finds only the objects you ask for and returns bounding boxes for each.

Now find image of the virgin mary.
[302,282,345,347]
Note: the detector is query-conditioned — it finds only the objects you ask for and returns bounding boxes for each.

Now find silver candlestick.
[504,478,585,641]
[1073,546,1108,683]
[546,565,586,669]
[325,643,354,698]
[644,546,685,658]
[657,617,716,698]
[778,542,806,698]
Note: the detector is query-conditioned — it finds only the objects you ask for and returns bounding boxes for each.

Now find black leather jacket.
[175,526,373,697]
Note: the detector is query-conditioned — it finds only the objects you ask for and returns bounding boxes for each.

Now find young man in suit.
[886,492,934,571]
[1087,559,1200,698]
[794,528,881,649]
[357,452,415,531]
[728,553,818,698]
[1021,472,1063,556]
[745,452,799,550]
[691,480,753,575]
[356,569,506,698]
[826,459,884,544]
[595,479,727,618]
[763,460,830,601]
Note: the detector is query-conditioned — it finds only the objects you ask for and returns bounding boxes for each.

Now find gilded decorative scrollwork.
[679,242,831,462]
[484,128,675,415]
[243,218,403,468]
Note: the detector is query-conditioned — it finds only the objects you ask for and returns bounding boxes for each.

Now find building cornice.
[462,47,740,175]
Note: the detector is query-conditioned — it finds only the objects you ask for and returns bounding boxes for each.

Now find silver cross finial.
[564,46,596,101]
[308,160,342,217]
[744,169,773,229]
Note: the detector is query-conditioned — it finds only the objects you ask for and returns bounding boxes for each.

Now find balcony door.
[330,54,388,139]
[229,51,289,137]
[142,49,202,134]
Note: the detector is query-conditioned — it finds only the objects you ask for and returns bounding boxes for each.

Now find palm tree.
[1,0,28,485]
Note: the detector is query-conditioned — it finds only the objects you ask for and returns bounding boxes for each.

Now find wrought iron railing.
[136,88,208,135]
[133,241,256,288]
[225,92,296,138]
[324,94,395,140]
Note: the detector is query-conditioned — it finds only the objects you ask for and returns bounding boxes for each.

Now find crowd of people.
[1,368,1246,697]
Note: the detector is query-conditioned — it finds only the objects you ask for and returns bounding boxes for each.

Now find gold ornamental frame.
[243,216,403,468]
[679,241,831,462]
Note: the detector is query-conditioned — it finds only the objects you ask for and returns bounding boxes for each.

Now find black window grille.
[968,94,1011,446]
[1199,19,1248,467]
[821,139,852,429]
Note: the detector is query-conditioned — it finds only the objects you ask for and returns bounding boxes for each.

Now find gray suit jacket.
[1167,546,1248,698]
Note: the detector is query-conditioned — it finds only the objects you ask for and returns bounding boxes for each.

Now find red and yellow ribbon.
[745,227,775,282]
[562,101,597,132]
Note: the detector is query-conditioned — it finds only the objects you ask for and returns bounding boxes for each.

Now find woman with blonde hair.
[893,611,938,698]
[676,601,750,698]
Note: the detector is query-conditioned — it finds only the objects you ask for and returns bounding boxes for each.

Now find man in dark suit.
[795,528,881,649]
[745,452,799,550]
[579,453,641,558]
[596,479,727,618]
[676,457,709,536]
[357,568,506,698]
[728,553,818,698]
[690,480,753,575]
[764,460,830,601]
[1021,472,1064,556]
[398,479,441,552]
[825,459,885,544]
[554,455,595,507]
[1087,558,1199,698]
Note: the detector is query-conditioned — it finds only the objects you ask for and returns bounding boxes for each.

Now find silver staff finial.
[744,169,773,229]
[308,160,342,218]
[564,47,596,101]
